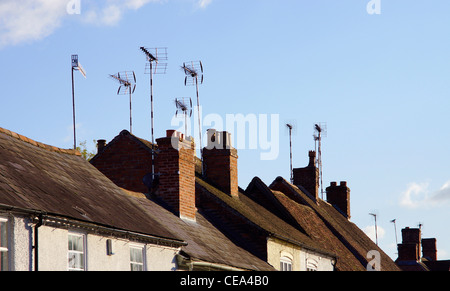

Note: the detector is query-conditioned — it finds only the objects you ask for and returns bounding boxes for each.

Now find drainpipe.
[34,214,43,271]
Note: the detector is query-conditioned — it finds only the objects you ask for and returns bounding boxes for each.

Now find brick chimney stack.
[155,130,196,221]
[397,227,421,262]
[203,129,239,198]
[97,139,107,154]
[422,238,437,261]
[326,181,351,219]
[293,151,319,201]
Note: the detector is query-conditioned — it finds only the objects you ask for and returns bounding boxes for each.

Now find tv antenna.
[140,47,168,143]
[390,219,398,248]
[175,98,193,137]
[286,124,294,184]
[140,47,168,183]
[182,61,204,174]
[71,55,86,150]
[109,71,136,133]
[369,213,378,246]
[313,123,327,199]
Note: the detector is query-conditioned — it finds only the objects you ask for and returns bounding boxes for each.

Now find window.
[68,233,86,271]
[280,256,292,271]
[0,219,8,271]
[306,258,318,271]
[130,245,145,271]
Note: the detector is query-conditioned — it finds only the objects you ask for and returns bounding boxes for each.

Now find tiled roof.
[88,129,400,271]
[121,189,274,271]
[0,127,273,271]
[0,127,182,244]
[268,176,401,271]
[196,177,336,261]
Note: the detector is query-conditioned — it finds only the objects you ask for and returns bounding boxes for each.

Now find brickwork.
[90,130,153,193]
[422,238,437,261]
[203,130,239,197]
[156,130,196,221]
[292,151,319,201]
[326,181,351,219]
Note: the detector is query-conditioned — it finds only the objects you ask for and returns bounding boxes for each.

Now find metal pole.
[318,131,323,199]
[370,213,378,246]
[289,127,293,184]
[129,86,132,134]
[391,219,398,246]
[374,215,378,246]
[195,76,204,176]
[150,61,154,146]
[71,67,76,150]
[150,61,156,180]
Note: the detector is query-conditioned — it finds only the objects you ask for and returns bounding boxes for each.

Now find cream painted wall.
[267,237,335,271]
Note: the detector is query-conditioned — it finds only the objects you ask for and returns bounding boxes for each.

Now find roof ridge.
[0,127,81,157]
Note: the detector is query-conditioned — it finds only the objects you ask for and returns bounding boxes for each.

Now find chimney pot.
[293,151,319,200]
[326,181,351,219]
[203,129,238,197]
[97,139,107,154]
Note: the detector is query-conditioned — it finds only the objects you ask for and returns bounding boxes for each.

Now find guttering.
[176,253,245,271]
[41,215,187,248]
[268,233,337,261]
[0,204,187,249]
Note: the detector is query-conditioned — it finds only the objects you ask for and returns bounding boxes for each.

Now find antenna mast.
[286,124,293,184]
[71,55,86,150]
[140,47,168,182]
[370,213,378,246]
[175,98,193,137]
[391,219,398,249]
[109,71,136,133]
[314,123,327,199]
[182,61,204,174]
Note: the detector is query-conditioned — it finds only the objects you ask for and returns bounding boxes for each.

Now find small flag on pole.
[71,55,87,78]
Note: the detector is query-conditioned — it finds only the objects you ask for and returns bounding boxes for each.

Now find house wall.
[267,237,334,271]
[3,215,179,271]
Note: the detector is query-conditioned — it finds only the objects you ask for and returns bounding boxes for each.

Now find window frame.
[129,244,146,271]
[306,258,319,271]
[68,232,86,271]
[280,256,293,271]
[0,218,8,271]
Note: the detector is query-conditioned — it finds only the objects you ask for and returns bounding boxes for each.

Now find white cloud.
[363,225,385,244]
[126,0,159,10]
[82,0,164,26]
[197,0,213,9]
[399,181,450,209]
[0,0,163,47]
[0,0,67,47]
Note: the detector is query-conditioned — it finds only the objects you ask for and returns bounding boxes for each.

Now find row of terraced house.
[0,125,447,271]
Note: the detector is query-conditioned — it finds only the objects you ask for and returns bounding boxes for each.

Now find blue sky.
[1,0,450,262]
